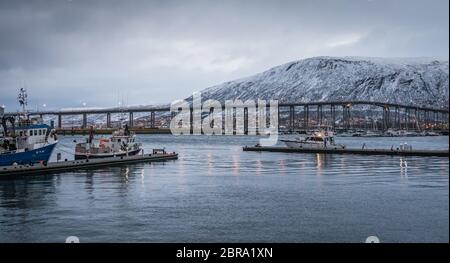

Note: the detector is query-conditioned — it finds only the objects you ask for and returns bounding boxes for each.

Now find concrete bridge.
[4,101,449,133]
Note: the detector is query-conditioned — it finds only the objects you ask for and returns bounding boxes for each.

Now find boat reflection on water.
[314,153,335,171]
[400,157,408,179]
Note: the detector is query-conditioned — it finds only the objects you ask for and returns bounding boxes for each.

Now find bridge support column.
[416,109,420,130]
[394,107,399,129]
[403,108,407,129]
[304,105,309,131]
[348,106,351,130]
[289,106,295,131]
[433,111,438,129]
[129,112,134,127]
[343,105,351,131]
[150,111,155,128]
[58,114,62,129]
[425,110,428,129]
[423,110,426,129]
[106,113,111,128]
[423,110,427,130]
[317,105,322,127]
[382,107,390,131]
[406,108,410,130]
[431,111,435,129]
[331,105,336,130]
[222,106,226,135]
[244,107,248,135]
[82,113,87,128]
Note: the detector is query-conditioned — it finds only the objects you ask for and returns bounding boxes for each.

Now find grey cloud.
[0,0,448,110]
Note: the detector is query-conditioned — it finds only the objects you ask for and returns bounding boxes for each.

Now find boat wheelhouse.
[74,126,142,159]
[281,130,346,149]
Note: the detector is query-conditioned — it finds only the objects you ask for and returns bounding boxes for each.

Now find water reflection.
[207,153,213,176]
[314,154,334,171]
[139,167,145,185]
[232,155,240,175]
[123,167,130,183]
[316,154,323,171]
[84,172,95,199]
[400,157,408,179]
[278,159,286,175]
[255,159,262,176]
[0,177,57,210]
[0,135,448,242]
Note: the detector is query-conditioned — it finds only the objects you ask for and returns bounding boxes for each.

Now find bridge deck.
[4,100,449,116]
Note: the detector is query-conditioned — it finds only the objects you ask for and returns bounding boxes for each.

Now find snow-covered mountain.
[199,56,449,109]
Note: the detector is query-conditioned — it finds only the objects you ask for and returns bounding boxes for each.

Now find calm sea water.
[0,135,448,243]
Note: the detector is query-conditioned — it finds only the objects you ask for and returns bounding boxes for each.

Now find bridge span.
[3,101,449,133]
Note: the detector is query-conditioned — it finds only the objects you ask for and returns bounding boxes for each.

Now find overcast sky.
[0,0,448,111]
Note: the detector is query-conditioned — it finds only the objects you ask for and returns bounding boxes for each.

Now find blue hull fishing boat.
[0,89,58,166]
[0,140,57,166]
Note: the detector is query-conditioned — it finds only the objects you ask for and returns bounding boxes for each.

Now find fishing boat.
[0,89,58,166]
[281,130,346,149]
[74,125,142,159]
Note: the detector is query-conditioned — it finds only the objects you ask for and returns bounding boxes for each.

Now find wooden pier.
[243,146,449,157]
[0,152,178,177]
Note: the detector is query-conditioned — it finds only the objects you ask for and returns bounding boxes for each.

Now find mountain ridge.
[198,56,449,109]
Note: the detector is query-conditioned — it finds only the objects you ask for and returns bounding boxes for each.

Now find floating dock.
[243,146,449,157]
[0,152,178,177]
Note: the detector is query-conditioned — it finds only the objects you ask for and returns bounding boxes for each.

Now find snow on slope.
[199,56,449,109]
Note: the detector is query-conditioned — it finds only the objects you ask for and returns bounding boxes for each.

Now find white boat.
[361,130,383,137]
[74,126,142,159]
[281,130,346,149]
[423,131,440,136]
[385,129,421,137]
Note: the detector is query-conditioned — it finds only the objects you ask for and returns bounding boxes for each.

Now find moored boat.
[74,125,142,159]
[281,130,346,149]
[361,130,383,137]
[0,89,58,166]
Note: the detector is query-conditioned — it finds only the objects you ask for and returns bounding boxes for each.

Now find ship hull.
[74,148,142,160]
[281,140,345,150]
[0,142,57,166]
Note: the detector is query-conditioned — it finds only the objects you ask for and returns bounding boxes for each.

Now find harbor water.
[0,135,448,242]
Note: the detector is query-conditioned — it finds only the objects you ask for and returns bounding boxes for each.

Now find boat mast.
[17,88,28,121]
[18,88,28,114]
